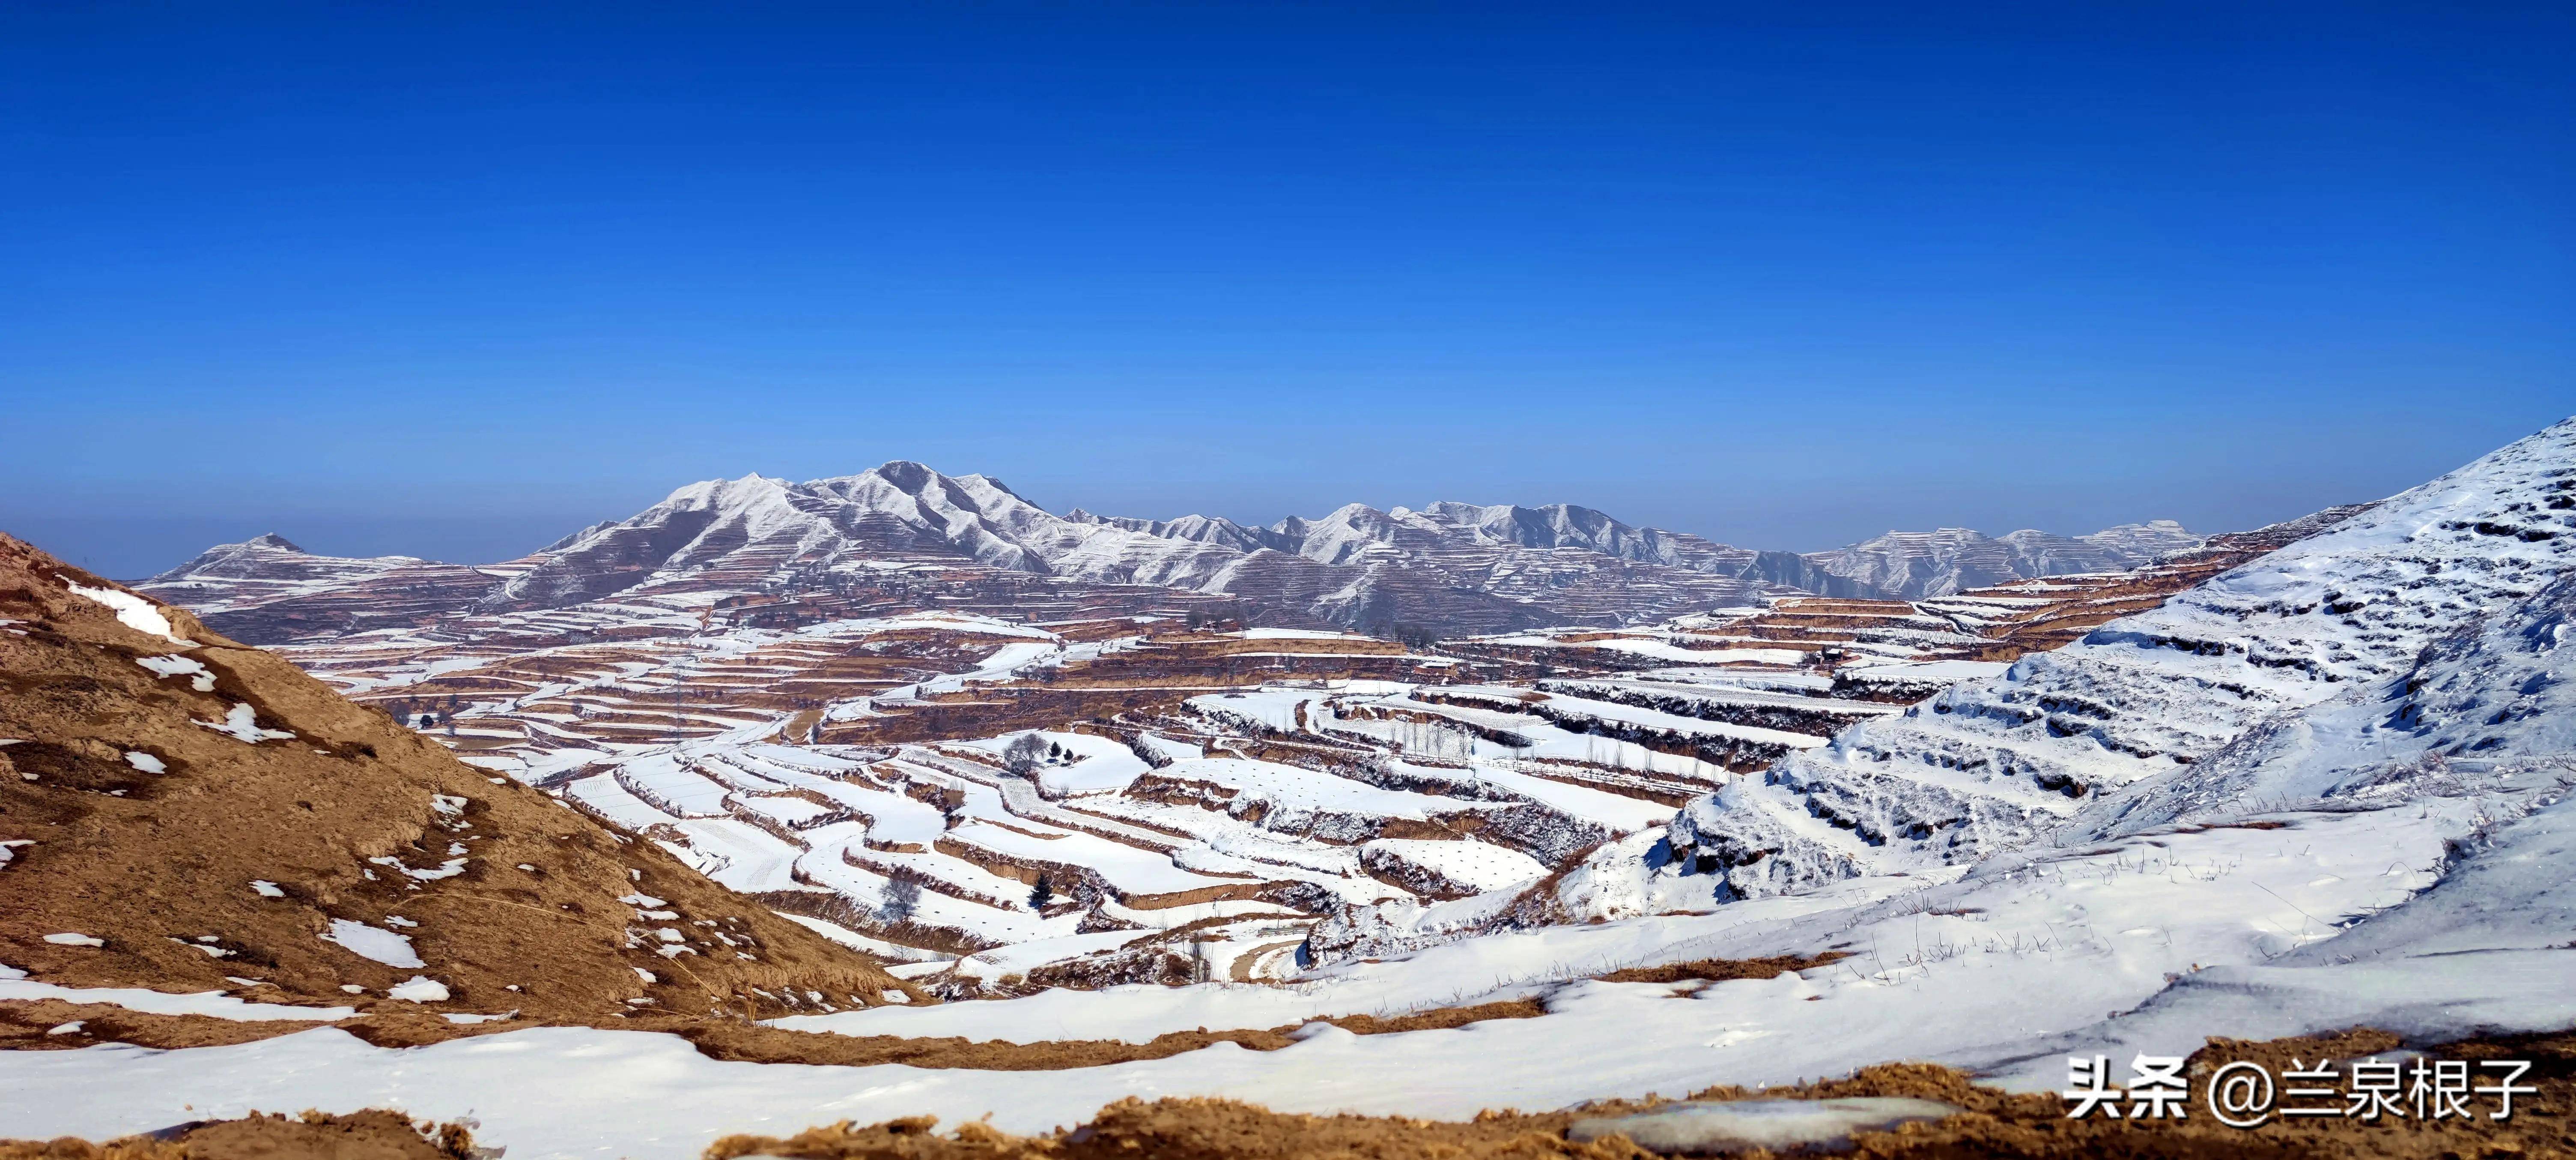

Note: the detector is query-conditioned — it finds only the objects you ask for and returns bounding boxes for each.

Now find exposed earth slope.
[0,534,903,1023]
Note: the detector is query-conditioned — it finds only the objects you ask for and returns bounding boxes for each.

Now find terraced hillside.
[149,556,2329,996]
[1669,420,2572,900]
[110,465,2336,997]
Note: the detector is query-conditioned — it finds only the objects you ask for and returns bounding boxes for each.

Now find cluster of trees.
[875,865,1053,924]
[1365,619,1443,650]
[1002,733,1073,774]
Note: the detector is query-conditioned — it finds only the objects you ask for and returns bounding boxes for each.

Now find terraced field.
[202,613,2204,995]
[129,495,2354,998]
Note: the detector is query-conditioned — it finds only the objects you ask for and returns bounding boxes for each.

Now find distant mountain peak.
[140,458,2237,638]
[868,459,939,493]
[146,532,425,588]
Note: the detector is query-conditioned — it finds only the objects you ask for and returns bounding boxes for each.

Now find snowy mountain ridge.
[152,460,2211,639]
[152,533,425,592]
[505,462,1882,600]
[1665,416,2576,900]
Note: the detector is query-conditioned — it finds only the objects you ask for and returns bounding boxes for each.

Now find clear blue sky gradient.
[3,3,2568,577]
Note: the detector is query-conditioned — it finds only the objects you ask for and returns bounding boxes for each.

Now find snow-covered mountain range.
[143,461,2202,641]
[480,463,1887,631]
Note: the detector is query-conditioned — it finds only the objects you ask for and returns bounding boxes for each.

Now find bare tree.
[1002,732,1047,776]
[880,877,921,925]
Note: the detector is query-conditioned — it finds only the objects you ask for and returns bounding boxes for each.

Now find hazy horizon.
[16,416,2561,580]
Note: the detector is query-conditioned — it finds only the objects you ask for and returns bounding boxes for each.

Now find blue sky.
[3,3,2568,577]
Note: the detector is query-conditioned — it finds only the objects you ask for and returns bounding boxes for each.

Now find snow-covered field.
[9,789,2568,1157]
[34,422,2572,1158]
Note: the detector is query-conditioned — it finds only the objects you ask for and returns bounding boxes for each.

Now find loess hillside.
[0,533,904,1024]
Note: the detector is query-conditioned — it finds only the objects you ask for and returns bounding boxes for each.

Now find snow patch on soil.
[135,653,217,691]
[62,580,194,645]
[387,976,450,1002]
[320,919,424,969]
[195,703,295,744]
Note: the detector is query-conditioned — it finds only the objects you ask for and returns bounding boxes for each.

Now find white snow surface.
[1835,660,2012,684]
[1360,838,1549,894]
[61,580,194,645]
[1150,756,1459,821]
[1673,418,2576,899]
[0,966,355,1022]
[958,730,1148,795]
[195,703,295,744]
[319,920,424,969]
[14,796,2552,1160]
[135,653,218,691]
[386,976,451,1002]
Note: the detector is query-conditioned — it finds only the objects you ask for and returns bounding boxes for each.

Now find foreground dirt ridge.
[1,955,1840,1064]
[0,990,1551,1067]
[0,533,903,1024]
[8,1027,2568,1159]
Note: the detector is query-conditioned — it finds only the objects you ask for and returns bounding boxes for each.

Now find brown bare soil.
[0,533,905,1025]
[0,999,302,1052]
[1593,954,1850,984]
[1317,998,1547,1035]
[1,983,1546,1069]
[665,1017,1299,1070]
[652,996,1550,1069]
[700,1100,1653,1160]
[0,1111,477,1160]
